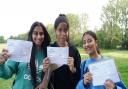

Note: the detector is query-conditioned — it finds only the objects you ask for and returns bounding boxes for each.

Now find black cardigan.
[48,42,81,89]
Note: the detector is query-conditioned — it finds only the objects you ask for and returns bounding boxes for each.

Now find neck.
[57,41,68,47]
[36,45,41,50]
[90,51,100,59]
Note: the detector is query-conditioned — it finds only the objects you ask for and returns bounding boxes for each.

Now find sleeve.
[0,60,18,79]
[116,86,122,89]
[70,47,81,88]
[80,60,86,79]
[76,79,87,89]
[116,81,127,89]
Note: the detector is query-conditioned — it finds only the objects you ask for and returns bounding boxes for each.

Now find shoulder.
[68,43,77,49]
[6,60,18,64]
[101,56,114,61]
[68,43,80,54]
[50,42,58,47]
[81,58,91,63]
[102,55,111,59]
[81,58,90,67]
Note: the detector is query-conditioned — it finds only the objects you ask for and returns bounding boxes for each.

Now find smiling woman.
[0,22,51,89]
[76,31,127,89]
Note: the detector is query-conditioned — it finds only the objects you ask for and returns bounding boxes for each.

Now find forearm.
[0,61,15,79]
[0,65,12,79]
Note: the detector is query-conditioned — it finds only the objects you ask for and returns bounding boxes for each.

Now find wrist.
[83,80,89,87]
[113,84,117,89]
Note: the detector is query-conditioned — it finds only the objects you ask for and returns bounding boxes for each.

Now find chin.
[60,39,66,43]
[36,43,42,47]
[87,50,95,55]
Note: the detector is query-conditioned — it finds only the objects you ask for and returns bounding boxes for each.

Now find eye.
[63,28,68,33]
[33,32,44,36]
[88,39,92,43]
[83,40,86,44]
[58,28,62,32]
[39,32,44,36]
[59,28,68,33]
[33,32,38,36]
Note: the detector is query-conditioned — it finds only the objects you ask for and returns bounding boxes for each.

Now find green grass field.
[0,43,6,52]
[0,44,128,88]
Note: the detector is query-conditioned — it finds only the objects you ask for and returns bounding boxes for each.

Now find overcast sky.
[0,0,108,39]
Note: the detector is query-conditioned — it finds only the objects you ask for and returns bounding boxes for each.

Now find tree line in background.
[0,0,128,49]
[97,0,128,49]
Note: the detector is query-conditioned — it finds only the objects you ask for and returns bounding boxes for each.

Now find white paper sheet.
[47,47,69,67]
[88,59,120,86]
[7,39,33,63]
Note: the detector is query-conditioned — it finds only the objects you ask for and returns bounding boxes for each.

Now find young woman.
[76,31,127,89]
[0,22,51,89]
[42,14,81,89]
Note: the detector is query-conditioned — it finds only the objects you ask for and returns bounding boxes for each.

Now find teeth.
[86,48,91,53]
[37,40,41,42]
[86,48,90,50]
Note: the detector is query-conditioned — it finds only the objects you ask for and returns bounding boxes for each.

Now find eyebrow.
[33,31,43,33]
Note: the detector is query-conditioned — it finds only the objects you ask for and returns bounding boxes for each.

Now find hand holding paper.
[0,48,11,64]
[88,59,120,86]
[7,39,33,63]
[47,47,69,67]
[67,57,76,72]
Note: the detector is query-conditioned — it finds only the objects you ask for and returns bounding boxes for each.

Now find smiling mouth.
[61,37,66,40]
[85,47,92,52]
[36,40,42,43]
[85,47,91,51]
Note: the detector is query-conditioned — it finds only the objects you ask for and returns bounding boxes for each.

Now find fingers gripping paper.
[47,47,69,67]
[7,39,33,63]
[88,59,120,86]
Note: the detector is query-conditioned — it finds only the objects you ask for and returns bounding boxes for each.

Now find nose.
[61,30,67,36]
[83,42,89,48]
[37,34,43,39]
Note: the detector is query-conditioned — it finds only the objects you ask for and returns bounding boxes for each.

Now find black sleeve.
[69,46,81,88]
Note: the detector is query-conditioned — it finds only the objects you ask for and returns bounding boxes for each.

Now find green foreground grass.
[0,44,128,88]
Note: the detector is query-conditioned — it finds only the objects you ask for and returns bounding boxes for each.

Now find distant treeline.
[1,0,128,49]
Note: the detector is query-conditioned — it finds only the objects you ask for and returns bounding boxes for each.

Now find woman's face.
[32,26,44,47]
[55,22,69,43]
[83,34,97,55]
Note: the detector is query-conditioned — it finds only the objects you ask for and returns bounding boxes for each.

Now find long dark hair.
[54,14,70,43]
[82,31,100,54]
[28,21,51,88]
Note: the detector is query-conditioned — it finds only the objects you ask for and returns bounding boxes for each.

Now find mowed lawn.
[0,44,128,88]
[0,43,6,52]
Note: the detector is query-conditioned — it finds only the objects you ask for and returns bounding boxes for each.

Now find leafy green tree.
[46,24,55,43]
[117,0,128,49]
[0,36,5,43]
[9,33,27,40]
[67,13,88,46]
[100,0,123,49]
